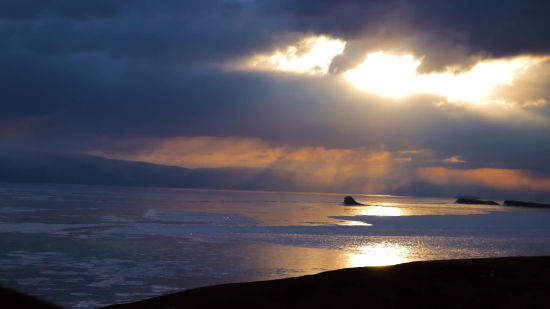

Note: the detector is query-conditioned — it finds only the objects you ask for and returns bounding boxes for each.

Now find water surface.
[1,183,549,308]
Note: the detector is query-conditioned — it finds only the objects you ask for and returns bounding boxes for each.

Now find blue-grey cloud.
[0,0,277,68]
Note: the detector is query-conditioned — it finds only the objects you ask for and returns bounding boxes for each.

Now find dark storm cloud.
[258,0,550,72]
[0,0,238,21]
[0,0,274,67]
[3,1,550,69]
[415,0,550,58]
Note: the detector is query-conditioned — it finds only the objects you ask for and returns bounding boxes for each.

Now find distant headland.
[455,197,550,208]
[455,198,499,205]
[504,200,550,208]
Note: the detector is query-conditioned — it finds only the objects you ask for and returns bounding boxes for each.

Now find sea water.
[1,183,550,308]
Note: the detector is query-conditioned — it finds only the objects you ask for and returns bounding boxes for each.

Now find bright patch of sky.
[346,52,541,104]
[247,36,545,104]
[248,36,346,75]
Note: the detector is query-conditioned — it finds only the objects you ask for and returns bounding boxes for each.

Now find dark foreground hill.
[98,256,550,309]
[0,286,62,309]
[4,257,550,308]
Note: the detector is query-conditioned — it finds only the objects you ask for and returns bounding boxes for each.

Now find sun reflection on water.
[359,206,404,216]
[347,243,411,267]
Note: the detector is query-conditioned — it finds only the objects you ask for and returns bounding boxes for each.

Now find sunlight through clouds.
[443,156,466,163]
[247,36,346,75]
[418,167,550,191]
[245,35,546,105]
[345,52,543,104]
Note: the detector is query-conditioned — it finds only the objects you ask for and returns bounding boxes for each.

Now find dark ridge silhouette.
[455,198,499,205]
[4,257,550,308]
[504,200,550,208]
[0,286,62,309]
[99,256,550,309]
[0,150,395,194]
[343,196,364,205]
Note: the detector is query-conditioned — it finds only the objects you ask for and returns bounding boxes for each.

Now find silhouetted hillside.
[0,151,306,191]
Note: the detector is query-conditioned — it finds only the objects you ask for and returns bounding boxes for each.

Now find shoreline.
[6,256,549,308]
[100,256,550,308]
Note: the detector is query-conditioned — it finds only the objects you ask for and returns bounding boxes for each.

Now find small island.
[343,196,364,205]
[455,198,499,205]
[504,200,550,208]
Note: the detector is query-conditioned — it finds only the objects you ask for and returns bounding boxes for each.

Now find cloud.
[4,0,550,71]
[344,52,543,103]
[85,136,394,174]
[81,136,550,194]
[523,99,547,108]
[241,34,550,105]
[443,156,466,164]
[0,1,276,68]
[245,36,346,75]
[257,0,550,71]
[2,62,550,175]
[1,0,550,195]
[418,167,550,191]
[84,136,412,194]
[0,0,238,21]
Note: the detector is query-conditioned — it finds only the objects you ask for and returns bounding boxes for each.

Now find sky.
[2,0,550,196]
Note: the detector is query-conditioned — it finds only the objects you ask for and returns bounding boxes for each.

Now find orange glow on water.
[358,206,404,217]
[347,243,410,267]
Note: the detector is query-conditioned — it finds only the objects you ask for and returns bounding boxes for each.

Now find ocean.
[1,183,550,308]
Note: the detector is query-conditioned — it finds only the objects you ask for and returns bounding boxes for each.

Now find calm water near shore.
[1,183,550,308]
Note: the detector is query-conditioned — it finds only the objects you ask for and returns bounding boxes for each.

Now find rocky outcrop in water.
[343,196,364,205]
[455,198,499,205]
[503,200,550,208]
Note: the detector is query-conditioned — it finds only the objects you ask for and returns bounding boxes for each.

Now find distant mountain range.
[0,151,308,192]
[0,150,377,193]
[0,151,548,202]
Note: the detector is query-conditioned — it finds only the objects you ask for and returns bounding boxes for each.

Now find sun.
[345,52,540,104]
[345,52,421,99]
